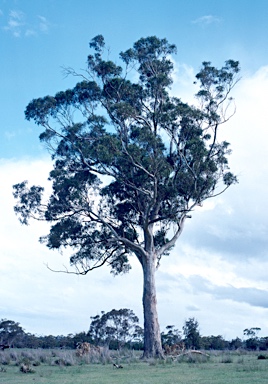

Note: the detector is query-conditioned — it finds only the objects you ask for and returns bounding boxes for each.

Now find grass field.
[1,349,268,383]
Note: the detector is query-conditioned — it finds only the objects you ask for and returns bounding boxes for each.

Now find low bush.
[54,358,72,366]
[221,355,233,363]
[19,363,35,373]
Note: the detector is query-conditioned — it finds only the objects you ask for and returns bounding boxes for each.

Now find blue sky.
[1,0,267,158]
[1,0,268,340]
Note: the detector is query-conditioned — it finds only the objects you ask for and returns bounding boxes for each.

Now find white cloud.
[4,130,16,140]
[157,64,268,336]
[38,15,50,33]
[3,10,25,37]
[192,15,221,26]
[2,10,51,38]
[0,157,143,335]
[9,10,24,20]
[25,29,37,37]
[170,59,197,103]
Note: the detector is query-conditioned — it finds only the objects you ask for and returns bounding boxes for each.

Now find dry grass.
[0,349,268,384]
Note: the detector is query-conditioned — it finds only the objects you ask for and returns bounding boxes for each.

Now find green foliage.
[229,337,243,350]
[243,327,261,338]
[12,182,44,225]
[13,35,239,276]
[243,327,262,351]
[0,319,25,346]
[183,317,201,349]
[201,335,229,350]
[161,325,182,347]
[88,308,142,349]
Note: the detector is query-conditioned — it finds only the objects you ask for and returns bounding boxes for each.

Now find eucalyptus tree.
[13,35,239,358]
[183,317,201,349]
[88,308,140,349]
[0,319,25,347]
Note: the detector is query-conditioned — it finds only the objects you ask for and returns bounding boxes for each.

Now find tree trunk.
[142,254,164,358]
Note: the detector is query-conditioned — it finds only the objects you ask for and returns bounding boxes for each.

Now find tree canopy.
[183,317,201,349]
[88,308,142,349]
[0,319,24,346]
[13,35,239,357]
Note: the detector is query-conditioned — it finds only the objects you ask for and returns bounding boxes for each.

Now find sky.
[1,0,268,341]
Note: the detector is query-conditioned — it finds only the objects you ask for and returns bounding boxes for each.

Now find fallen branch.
[169,350,210,360]
[185,350,210,357]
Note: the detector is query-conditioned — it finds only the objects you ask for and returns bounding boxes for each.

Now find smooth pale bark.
[142,254,164,358]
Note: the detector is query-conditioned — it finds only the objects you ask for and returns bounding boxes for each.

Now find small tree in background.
[243,327,261,338]
[183,317,201,349]
[0,319,25,347]
[13,35,239,358]
[88,308,141,349]
[201,335,228,350]
[243,327,261,350]
[161,325,182,347]
[229,337,243,350]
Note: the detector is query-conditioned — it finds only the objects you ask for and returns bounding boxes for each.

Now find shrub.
[54,358,73,366]
[221,356,233,363]
[0,356,11,365]
[9,352,18,361]
[176,352,209,364]
[21,351,33,359]
[19,363,35,373]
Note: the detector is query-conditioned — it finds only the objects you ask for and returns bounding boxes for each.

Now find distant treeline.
[1,311,267,351]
